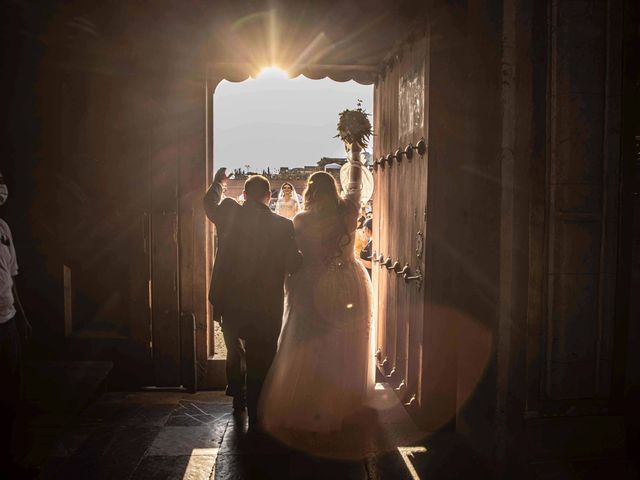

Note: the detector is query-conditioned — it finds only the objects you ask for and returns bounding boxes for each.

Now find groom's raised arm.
[204,168,233,226]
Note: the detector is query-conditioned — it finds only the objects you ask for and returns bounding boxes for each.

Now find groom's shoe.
[232,396,246,415]
[247,416,261,433]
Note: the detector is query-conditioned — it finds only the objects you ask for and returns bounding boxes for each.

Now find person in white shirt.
[0,171,33,478]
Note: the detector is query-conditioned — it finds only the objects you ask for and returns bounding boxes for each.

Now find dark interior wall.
[520,0,633,473]
[505,0,548,471]
[422,0,630,472]
[0,1,211,379]
[423,0,505,467]
[524,0,626,419]
[618,0,640,466]
[623,0,640,395]
[1,2,62,347]
[451,0,504,456]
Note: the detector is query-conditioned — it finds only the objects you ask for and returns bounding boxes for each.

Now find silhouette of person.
[0,171,34,478]
[204,168,302,428]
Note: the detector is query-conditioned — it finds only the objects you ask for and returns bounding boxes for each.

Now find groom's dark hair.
[244,175,271,200]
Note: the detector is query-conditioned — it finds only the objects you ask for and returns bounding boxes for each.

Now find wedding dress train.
[259,160,375,450]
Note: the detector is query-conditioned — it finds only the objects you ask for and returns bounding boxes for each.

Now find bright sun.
[257,66,289,79]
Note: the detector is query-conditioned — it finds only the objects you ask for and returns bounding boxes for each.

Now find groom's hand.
[214,168,229,185]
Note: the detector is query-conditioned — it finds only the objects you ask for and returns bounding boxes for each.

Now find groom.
[204,168,302,428]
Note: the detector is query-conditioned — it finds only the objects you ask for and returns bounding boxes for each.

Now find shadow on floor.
[24,384,501,480]
[13,361,637,479]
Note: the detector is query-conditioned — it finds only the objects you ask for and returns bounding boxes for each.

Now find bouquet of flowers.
[335,99,373,149]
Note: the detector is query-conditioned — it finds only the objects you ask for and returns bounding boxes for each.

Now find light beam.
[257,66,289,79]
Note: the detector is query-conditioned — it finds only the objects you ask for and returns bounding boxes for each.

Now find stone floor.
[17,381,638,479]
[26,385,497,480]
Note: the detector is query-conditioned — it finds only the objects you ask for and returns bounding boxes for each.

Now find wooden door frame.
[198,63,378,389]
[198,66,226,389]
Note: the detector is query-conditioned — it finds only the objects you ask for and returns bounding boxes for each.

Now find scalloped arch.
[210,63,377,88]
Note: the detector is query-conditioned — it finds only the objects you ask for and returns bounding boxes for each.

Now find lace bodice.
[295,222,357,268]
[275,197,299,219]
[295,159,363,269]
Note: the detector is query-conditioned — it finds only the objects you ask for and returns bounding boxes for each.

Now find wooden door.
[149,160,181,387]
[58,74,155,386]
[373,37,430,411]
[526,0,625,417]
[197,73,228,389]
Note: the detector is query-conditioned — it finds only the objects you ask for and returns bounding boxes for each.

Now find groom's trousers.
[221,310,280,422]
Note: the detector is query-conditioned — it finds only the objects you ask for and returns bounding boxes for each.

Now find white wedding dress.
[259,163,375,446]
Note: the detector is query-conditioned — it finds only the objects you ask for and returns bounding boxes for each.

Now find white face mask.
[0,184,8,206]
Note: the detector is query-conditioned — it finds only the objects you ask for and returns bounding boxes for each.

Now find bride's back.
[295,171,359,263]
[294,203,358,263]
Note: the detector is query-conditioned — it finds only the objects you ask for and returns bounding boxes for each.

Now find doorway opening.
[206,70,374,365]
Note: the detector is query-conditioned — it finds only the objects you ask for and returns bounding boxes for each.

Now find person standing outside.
[0,171,33,478]
[359,217,373,277]
[274,182,300,219]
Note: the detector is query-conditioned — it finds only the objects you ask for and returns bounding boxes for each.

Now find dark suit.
[204,182,301,421]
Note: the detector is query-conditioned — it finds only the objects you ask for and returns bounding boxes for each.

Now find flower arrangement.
[335,99,373,149]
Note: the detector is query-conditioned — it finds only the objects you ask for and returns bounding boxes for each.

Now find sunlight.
[257,66,289,79]
[182,448,218,480]
[397,447,428,480]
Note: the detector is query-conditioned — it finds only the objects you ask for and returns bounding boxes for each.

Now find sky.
[213,69,373,173]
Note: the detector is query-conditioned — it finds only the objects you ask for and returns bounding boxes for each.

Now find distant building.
[318,151,371,169]
[324,163,341,170]
[220,152,375,194]
[318,157,347,169]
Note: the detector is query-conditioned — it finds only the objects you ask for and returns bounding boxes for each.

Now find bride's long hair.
[302,171,351,258]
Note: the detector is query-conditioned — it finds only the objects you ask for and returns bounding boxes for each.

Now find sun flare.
[257,66,289,79]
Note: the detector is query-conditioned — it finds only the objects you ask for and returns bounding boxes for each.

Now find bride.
[259,144,375,453]
[274,182,300,219]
